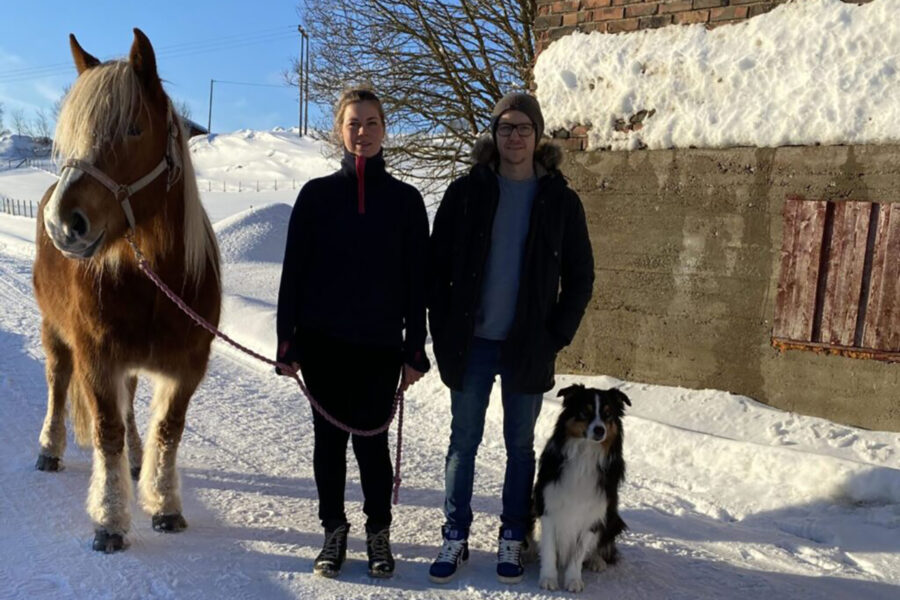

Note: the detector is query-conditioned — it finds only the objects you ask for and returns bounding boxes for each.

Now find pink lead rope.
[126,234,406,504]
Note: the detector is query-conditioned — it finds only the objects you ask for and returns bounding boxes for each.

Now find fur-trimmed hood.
[470,135,564,177]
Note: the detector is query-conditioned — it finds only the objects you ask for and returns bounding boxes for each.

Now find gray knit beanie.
[490,92,544,142]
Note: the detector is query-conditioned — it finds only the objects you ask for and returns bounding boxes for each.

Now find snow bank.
[0,168,55,203]
[535,0,900,150]
[214,203,291,264]
[212,204,291,372]
[628,417,900,516]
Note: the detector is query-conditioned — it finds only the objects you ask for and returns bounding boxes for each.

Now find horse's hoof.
[35,454,61,472]
[152,513,187,533]
[92,530,126,553]
[130,466,141,481]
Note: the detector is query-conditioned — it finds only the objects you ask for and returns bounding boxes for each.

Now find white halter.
[58,111,183,230]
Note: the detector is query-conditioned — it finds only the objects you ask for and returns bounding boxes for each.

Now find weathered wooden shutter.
[773,195,900,361]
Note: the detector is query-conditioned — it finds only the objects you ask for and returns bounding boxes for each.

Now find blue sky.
[0,1,319,134]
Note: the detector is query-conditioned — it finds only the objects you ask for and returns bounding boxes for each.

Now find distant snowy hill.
[189,129,336,187]
[0,133,51,162]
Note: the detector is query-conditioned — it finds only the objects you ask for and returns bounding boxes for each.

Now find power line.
[206,76,296,132]
[155,31,298,61]
[151,25,293,52]
[0,27,292,77]
[209,79,288,89]
[0,27,298,84]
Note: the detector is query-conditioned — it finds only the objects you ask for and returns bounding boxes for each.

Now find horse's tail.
[67,380,93,448]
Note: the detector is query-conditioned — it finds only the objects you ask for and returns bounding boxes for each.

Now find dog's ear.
[557,384,583,398]
[609,388,632,409]
[557,384,584,407]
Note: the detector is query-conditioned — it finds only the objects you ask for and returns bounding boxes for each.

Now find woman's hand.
[400,364,424,392]
[276,361,300,377]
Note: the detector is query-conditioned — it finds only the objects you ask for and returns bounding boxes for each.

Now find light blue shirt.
[474,174,537,340]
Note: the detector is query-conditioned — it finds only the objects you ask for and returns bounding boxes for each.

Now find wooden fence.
[198,178,301,193]
[0,194,37,218]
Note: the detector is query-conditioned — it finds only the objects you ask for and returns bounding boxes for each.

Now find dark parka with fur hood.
[428,138,594,393]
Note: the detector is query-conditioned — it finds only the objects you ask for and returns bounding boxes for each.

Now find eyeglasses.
[496,123,534,138]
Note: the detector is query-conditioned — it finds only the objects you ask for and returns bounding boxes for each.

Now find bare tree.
[289,0,536,192]
[0,101,5,134]
[173,98,193,122]
[11,108,30,137]
[33,108,52,140]
[52,85,71,123]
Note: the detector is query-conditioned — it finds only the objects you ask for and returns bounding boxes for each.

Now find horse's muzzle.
[44,208,105,259]
[46,225,106,259]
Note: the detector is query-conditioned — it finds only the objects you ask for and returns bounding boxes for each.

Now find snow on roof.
[534,0,900,151]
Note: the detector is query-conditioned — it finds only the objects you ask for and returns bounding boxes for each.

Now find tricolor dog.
[531,384,630,592]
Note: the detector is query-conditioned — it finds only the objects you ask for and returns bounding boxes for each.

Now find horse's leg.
[124,375,143,481]
[36,323,72,472]
[139,369,202,532]
[85,370,133,553]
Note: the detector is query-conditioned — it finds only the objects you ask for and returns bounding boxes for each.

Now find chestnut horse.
[32,29,221,552]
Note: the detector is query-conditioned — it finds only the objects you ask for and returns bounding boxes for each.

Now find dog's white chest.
[543,444,609,530]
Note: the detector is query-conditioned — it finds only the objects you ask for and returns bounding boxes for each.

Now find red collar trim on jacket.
[355,154,366,214]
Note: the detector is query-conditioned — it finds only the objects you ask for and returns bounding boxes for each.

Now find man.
[427,92,595,584]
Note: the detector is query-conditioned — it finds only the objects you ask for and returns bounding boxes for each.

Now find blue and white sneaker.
[428,527,469,583]
[497,526,525,584]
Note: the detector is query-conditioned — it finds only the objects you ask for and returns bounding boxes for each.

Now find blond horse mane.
[53,60,219,286]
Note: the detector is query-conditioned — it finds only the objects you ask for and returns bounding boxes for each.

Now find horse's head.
[45,28,180,259]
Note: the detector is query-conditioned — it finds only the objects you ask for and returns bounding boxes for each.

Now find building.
[533,0,898,430]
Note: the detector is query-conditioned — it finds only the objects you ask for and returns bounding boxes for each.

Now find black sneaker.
[496,526,525,584]
[365,527,395,578]
[314,522,349,578]
[428,526,469,583]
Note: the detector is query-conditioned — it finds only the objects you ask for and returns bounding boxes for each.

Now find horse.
[32,28,221,553]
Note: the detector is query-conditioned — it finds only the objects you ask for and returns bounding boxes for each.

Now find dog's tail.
[523,520,540,564]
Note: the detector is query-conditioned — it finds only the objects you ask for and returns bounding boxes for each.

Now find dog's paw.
[565,577,585,593]
[539,577,559,591]
[584,554,607,572]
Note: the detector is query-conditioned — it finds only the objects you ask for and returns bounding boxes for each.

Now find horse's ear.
[129,28,160,88]
[69,34,100,75]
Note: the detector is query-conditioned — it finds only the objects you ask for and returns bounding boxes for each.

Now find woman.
[276,88,429,579]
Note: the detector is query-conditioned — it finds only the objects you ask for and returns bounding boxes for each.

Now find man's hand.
[400,364,424,392]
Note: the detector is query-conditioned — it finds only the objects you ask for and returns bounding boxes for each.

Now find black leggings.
[296,327,402,532]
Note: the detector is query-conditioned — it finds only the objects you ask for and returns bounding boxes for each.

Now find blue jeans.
[443,337,544,535]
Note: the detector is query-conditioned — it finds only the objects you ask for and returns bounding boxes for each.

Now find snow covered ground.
[0,130,898,599]
[535,0,900,151]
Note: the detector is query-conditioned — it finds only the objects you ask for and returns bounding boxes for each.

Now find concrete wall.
[557,144,900,431]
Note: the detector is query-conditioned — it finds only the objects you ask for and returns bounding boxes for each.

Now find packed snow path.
[0,222,897,599]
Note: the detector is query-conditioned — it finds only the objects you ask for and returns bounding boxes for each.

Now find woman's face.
[341,101,384,158]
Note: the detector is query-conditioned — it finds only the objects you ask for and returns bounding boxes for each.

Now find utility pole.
[304,31,310,136]
[207,79,215,133]
[297,25,307,137]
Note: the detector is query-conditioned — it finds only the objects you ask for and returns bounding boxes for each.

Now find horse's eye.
[127,125,142,137]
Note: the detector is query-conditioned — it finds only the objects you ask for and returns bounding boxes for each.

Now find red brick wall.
[535,0,872,54]
[535,0,873,150]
